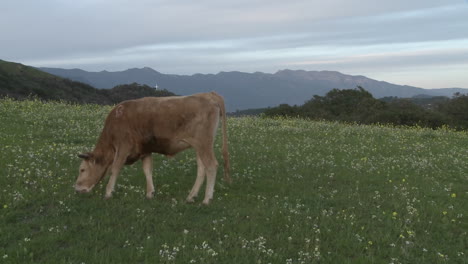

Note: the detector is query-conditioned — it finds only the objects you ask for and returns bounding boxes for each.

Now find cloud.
[1,0,468,87]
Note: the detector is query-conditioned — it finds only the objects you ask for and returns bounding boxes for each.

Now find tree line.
[2,76,175,105]
[264,86,468,130]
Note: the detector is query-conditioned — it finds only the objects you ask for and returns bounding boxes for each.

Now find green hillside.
[0,60,175,104]
[0,59,111,104]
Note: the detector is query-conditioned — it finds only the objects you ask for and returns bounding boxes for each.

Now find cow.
[74,92,231,205]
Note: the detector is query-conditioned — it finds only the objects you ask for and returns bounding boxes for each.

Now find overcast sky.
[1,0,468,88]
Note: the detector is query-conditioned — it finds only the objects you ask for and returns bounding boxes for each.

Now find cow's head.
[74,152,108,193]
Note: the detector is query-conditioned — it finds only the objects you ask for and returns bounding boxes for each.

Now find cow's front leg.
[142,155,155,199]
[105,150,126,199]
[105,172,120,199]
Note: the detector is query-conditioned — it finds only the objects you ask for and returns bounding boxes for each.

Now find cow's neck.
[93,138,115,166]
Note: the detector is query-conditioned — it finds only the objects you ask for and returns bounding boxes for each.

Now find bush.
[264,86,467,130]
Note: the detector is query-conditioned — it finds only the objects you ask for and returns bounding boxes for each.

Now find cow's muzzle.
[74,185,92,193]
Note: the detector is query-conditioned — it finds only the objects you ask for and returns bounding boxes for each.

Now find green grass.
[1,98,467,263]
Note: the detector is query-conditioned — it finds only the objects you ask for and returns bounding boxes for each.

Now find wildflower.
[443,211,448,215]
[3,204,7,209]
[207,248,218,257]
[368,241,373,246]
[183,229,189,235]
[451,193,456,198]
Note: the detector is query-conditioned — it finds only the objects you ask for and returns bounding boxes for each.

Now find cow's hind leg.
[186,153,206,203]
[142,155,155,199]
[105,149,127,199]
[200,148,218,205]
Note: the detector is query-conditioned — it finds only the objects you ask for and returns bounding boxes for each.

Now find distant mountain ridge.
[40,67,468,111]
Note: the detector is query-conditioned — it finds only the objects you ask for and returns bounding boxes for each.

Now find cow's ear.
[78,153,92,160]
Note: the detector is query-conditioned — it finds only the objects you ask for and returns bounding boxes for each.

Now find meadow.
[0,98,467,263]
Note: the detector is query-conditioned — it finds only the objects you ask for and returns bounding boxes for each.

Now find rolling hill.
[0,59,110,104]
[0,60,174,104]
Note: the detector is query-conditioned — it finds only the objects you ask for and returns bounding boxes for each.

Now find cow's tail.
[212,92,231,184]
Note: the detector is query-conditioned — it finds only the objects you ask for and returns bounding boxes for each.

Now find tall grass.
[1,99,467,263]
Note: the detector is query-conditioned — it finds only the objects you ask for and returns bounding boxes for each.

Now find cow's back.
[124,93,218,135]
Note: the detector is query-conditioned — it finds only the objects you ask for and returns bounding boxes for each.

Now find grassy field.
[0,98,467,263]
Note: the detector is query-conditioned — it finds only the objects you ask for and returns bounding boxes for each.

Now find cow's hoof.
[146,192,155,199]
[202,199,211,205]
[186,197,195,203]
[104,194,112,200]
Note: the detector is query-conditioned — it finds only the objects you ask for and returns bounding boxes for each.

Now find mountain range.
[40,67,468,111]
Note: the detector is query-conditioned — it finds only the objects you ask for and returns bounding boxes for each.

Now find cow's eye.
[80,169,85,173]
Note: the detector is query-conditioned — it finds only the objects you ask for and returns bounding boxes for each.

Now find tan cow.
[74,92,231,205]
